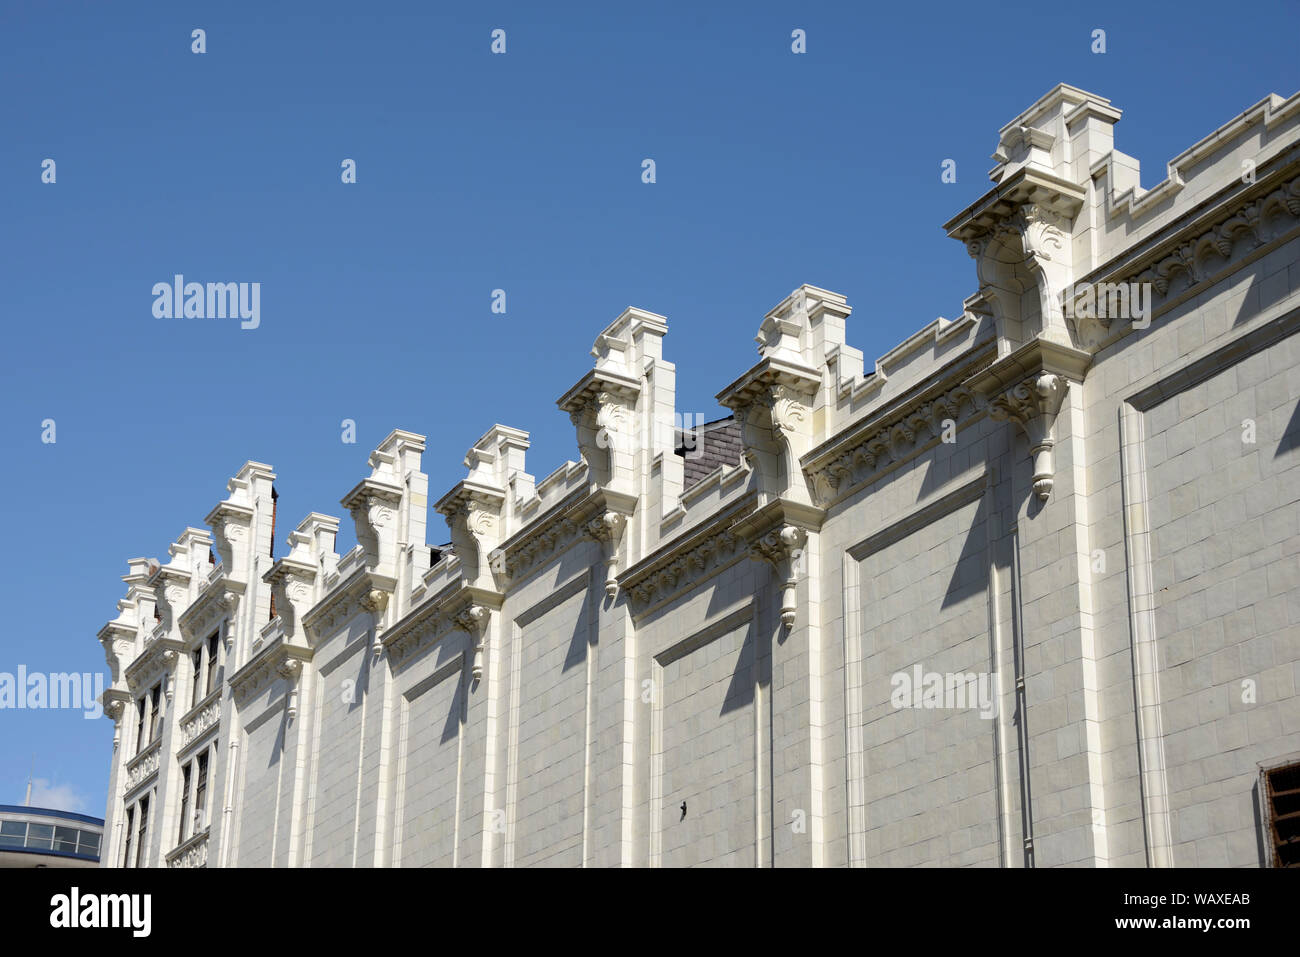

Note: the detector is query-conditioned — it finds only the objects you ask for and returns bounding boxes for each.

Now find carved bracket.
[563,384,640,492]
[988,372,1068,500]
[584,511,627,598]
[749,525,808,628]
[453,605,490,682]
[361,588,391,657]
[276,659,302,720]
[723,373,819,503]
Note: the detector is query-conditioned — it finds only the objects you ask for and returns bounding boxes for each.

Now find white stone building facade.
[97,84,1300,868]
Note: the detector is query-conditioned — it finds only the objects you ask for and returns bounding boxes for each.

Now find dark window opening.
[1264,761,1300,867]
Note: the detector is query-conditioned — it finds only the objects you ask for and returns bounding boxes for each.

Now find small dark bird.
[680,801,687,821]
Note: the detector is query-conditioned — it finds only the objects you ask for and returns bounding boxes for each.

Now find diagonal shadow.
[440,663,465,745]
[347,651,369,713]
[1274,398,1300,458]
[562,589,591,672]
[720,624,756,716]
[941,493,989,609]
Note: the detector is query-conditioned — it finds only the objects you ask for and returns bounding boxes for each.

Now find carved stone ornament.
[749,525,808,628]
[453,605,490,682]
[277,659,302,720]
[584,511,627,598]
[361,589,392,657]
[988,372,1068,500]
[361,589,390,614]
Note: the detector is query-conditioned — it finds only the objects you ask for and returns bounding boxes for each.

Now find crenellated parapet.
[148,528,210,634]
[558,308,673,495]
[90,80,1300,871]
[263,513,339,643]
[717,286,851,506]
[204,462,275,586]
[435,425,529,593]
[557,307,680,555]
[341,445,406,577]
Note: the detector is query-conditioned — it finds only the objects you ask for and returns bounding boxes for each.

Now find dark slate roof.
[676,414,743,491]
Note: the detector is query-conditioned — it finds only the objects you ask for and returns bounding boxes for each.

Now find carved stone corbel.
[725,376,818,503]
[584,511,627,598]
[361,589,391,657]
[105,697,125,751]
[989,373,1068,501]
[453,605,489,682]
[563,385,640,492]
[749,525,808,628]
[1011,204,1073,343]
[277,659,302,720]
[219,593,239,649]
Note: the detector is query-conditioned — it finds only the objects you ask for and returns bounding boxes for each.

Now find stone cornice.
[96,620,136,647]
[434,480,507,518]
[1069,169,1300,347]
[262,555,316,586]
[177,689,222,752]
[123,738,161,795]
[228,636,312,707]
[967,337,1092,397]
[803,345,993,507]
[556,367,642,416]
[496,486,636,584]
[300,566,397,643]
[340,475,404,512]
[177,576,243,644]
[716,356,820,411]
[123,636,183,694]
[203,499,254,529]
[148,564,191,589]
[943,166,1087,242]
[382,582,502,674]
[619,493,822,615]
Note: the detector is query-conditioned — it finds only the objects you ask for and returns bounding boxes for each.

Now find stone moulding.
[619,494,823,621]
[166,829,209,868]
[123,738,161,794]
[300,567,396,643]
[177,575,242,644]
[968,337,1092,502]
[228,636,313,708]
[832,311,982,405]
[123,637,183,695]
[620,490,755,611]
[1094,92,1300,224]
[495,487,634,585]
[803,350,993,508]
[178,689,222,750]
[944,166,1087,244]
[1070,173,1300,346]
[382,584,502,675]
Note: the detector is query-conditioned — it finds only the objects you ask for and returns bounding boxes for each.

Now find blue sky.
[1,0,1295,816]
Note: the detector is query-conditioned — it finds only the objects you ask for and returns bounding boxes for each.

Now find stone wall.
[97,83,1300,868]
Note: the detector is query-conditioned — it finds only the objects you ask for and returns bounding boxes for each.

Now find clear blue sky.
[1,0,1295,816]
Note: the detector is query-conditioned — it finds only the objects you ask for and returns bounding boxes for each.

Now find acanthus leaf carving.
[988,372,1068,501]
[749,525,808,628]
